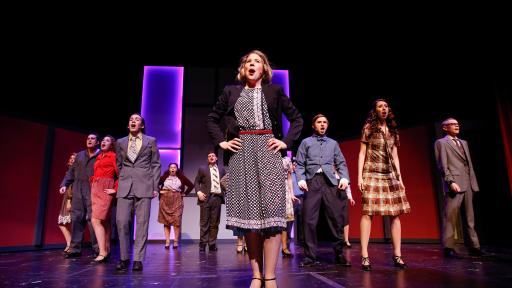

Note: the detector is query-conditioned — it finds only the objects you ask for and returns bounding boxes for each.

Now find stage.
[1,242,510,287]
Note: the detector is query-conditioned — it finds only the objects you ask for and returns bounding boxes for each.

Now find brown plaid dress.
[361,126,411,216]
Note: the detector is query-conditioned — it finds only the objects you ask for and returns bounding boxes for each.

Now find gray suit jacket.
[116,134,161,198]
[434,135,479,193]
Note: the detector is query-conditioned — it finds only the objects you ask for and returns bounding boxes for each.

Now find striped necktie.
[128,137,138,162]
[211,166,220,192]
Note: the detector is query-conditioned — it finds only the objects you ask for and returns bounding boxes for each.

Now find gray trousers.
[442,187,480,249]
[69,181,98,253]
[116,196,152,261]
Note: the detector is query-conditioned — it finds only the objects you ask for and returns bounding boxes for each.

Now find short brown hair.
[312,114,328,125]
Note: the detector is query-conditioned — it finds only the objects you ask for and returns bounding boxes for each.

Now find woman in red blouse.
[91,135,118,263]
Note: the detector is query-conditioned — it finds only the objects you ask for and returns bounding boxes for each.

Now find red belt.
[239,129,272,135]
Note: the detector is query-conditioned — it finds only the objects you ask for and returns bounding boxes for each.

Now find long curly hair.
[364,99,399,140]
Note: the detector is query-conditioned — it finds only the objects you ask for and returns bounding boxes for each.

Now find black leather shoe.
[469,248,490,257]
[282,248,293,257]
[443,248,462,259]
[116,259,130,271]
[132,261,143,271]
[392,255,408,269]
[362,256,371,271]
[209,244,217,251]
[335,254,351,267]
[199,244,206,252]
[64,252,81,259]
[92,254,109,264]
[300,258,320,267]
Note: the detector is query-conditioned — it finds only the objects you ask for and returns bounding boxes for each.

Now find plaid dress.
[361,126,411,216]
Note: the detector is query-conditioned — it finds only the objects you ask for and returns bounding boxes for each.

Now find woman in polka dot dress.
[207,50,303,288]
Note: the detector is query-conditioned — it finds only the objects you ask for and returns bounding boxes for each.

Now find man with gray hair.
[435,118,485,258]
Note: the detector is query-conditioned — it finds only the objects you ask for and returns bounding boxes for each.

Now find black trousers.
[293,195,305,245]
[302,174,347,260]
[199,194,222,246]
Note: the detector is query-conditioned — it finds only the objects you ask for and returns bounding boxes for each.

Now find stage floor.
[1,242,510,287]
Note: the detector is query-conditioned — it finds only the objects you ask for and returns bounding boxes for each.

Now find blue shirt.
[295,134,349,186]
[291,172,303,196]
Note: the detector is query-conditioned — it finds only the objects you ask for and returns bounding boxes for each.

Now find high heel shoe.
[165,241,170,249]
[93,254,109,263]
[281,248,293,257]
[393,255,407,269]
[173,242,178,249]
[63,246,71,253]
[361,256,371,271]
[236,244,244,253]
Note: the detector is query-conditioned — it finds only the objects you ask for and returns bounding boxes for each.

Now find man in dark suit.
[194,151,226,252]
[60,134,100,258]
[435,118,484,258]
[115,113,161,271]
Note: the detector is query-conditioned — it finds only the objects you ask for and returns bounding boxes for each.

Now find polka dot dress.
[225,88,287,235]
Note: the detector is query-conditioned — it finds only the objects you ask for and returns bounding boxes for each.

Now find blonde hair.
[236,50,273,84]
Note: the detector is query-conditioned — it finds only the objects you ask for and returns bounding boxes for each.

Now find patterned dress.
[58,185,72,225]
[361,126,411,216]
[283,157,295,222]
[226,88,287,235]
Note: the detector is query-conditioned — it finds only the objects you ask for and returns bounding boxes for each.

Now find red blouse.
[91,150,118,190]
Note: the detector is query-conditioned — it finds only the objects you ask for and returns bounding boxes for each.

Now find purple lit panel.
[159,149,181,169]
[272,70,290,136]
[141,66,184,149]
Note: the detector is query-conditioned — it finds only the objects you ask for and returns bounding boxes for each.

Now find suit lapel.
[261,84,279,119]
[445,136,465,159]
[228,86,243,112]
[136,135,149,162]
[122,137,129,160]
[461,139,470,159]
[205,166,212,192]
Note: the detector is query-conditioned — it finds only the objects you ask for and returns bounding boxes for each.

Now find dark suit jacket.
[116,134,161,198]
[206,84,303,165]
[194,165,226,206]
[434,135,479,193]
